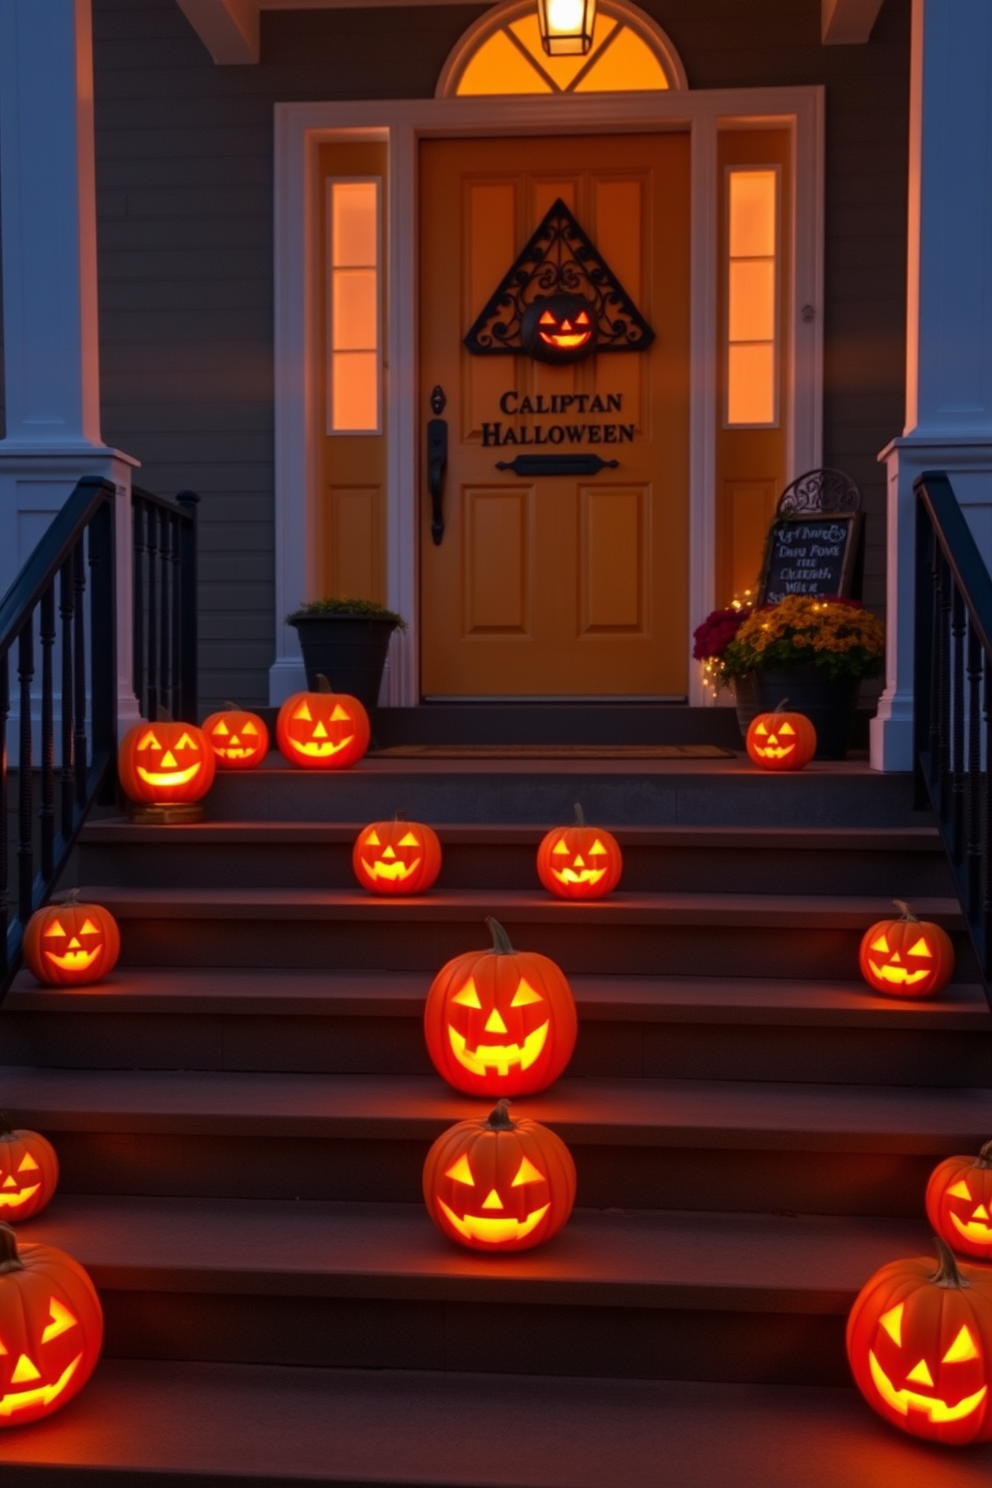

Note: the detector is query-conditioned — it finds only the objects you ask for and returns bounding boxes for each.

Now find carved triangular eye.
[444,1154,474,1186]
[512,1156,545,1187]
[41,1298,78,1343]
[364,829,381,846]
[552,840,570,855]
[242,720,258,735]
[589,839,608,855]
[908,937,932,958]
[331,704,350,722]
[539,310,557,325]
[137,730,160,751]
[398,832,420,848]
[754,723,768,735]
[176,733,197,751]
[80,919,100,936]
[43,920,67,939]
[870,934,890,954]
[943,1325,980,1363]
[879,1302,903,1346]
[452,980,482,1008]
[293,701,312,721]
[511,979,543,1006]
[212,720,230,736]
[779,722,795,735]
[948,1179,973,1200]
[17,1153,39,1173]
[576,311,590,325]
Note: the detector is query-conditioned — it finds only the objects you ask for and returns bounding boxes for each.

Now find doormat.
[371,744,736,759]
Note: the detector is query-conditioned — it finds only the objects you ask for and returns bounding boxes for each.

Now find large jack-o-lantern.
[859,900,955,999]
[536,803,622,901]
[424,917,577,1097]
[745,702,817,772]
[0,1223,103,1427]
[22,893,120,988]
[276,674,370,770]
[353,814,442,896]
[927,1142,992,1262]
[118,715,215,810]
[847,1238,992,1445]
[423,1100,576,1253]
[0,1120,58,1223]
[202,704,269,770]
[521,295,597,364]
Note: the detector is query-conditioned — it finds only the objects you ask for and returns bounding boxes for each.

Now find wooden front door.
[419,133,690,699]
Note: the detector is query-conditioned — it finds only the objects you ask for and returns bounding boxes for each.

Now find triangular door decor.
[463,197,655,361]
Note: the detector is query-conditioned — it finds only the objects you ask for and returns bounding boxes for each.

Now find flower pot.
[731,674,759,739]
[289,615,397,711]
[750,666,860,760]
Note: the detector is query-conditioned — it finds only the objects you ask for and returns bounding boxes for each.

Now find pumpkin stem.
[58,888,81,907]
[155,703,174,723]
[486,1100,515,1131]
[315,674,333,694]
[394,811,407,822]
[486,917,515,955]
[573,802,587,826]
[224,701,242,711]
[774,699,790,713]
[976,1139,992,1169]
[0,1224,24,1273]
[893,899,919,921]
[932,1235,968,1288]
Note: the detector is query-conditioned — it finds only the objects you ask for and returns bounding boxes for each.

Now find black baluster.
[936,551,952,814]
[133,497,146,717]
[147,508,159,722]
[160,511,172,719]
[966,617,983,924]
[950,585,966,861]
[60,558,75,839]
[170,515,181,719]
[89,497,117,766]
[984,650,992,991]
[0,651,8,984]
[39,584,56,881]
[73,539,88,806]
[18,624,34,927]
[176,492,200,723]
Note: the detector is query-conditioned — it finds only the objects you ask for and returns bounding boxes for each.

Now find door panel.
[420,133,690,698]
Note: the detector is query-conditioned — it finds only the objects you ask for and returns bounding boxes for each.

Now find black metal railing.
[1,477,117,997]
[914,470,992,1006]
[132,486,199,722]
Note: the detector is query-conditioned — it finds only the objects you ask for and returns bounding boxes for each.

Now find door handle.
[427,385,448,546]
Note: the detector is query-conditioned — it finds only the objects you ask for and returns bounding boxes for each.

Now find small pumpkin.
[927,1142,992,1263]
[202,703,269,770]
[0,1119,58,1223]
[118,713,216,806]
[0,1222,103,1426]
[424,917,577,1097]
[521,294,597,364]
[745,701,817,772]
[22,892,120,987]
[276,674,370,770]
[859,900,955,999]
[423,1100,576,1253]
[847,1238,992,1445]
[536,802,622,901]
[353,814,442,896]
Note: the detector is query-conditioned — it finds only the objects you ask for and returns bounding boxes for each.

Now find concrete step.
[23,1193,930,1383]
[76,819,956,896]
[5,1066,990,1214]
[5,968,989,1087]
[78,884,974,981]
[2,1358,986,1488]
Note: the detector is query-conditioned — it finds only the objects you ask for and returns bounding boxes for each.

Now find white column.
[0,0,141,737]
[872,0,992,769]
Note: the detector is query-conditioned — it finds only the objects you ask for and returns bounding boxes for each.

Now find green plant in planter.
[287,596,406,628]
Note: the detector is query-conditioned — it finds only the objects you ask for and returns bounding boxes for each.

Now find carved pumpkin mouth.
[44,946,101,972]
[214,745,256,759]
[0,1184,41,1210]
[752,742,795,760]
[363,857,422,883]
[136,761,202,788]
[448,1022,549,1078]
[0,1354,83,1420]
[552,865,607,886]
[869,1351,987,1424]
[951,1211,992,1246]
[868,960,932,987]
[436,1201,551,1245]
[291,736,354,759]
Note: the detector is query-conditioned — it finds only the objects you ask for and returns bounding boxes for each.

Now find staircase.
[2,751,992,1486]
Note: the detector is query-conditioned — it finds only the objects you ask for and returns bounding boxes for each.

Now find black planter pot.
[289,615,398,711]
[750,665,860,760]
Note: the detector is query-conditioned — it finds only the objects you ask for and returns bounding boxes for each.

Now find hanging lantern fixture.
[537,0,596,55]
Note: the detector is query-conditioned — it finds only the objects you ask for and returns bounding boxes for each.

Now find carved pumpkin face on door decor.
[353,815,442,896]
[847,1238,992,1444]
[0,1223,103,1427]
[118,715,216,810]
[927,1142,992,1262]
[745,703,817,773]
[22,893,120,988]
[423,1101,576,1253]
[201,705,269,770]
[424,918,577,1097]
[521,295,597,364]
[276,675,370,770]
[859,900,955,999]
[536,803,622,901]
[0,1120,58,1223]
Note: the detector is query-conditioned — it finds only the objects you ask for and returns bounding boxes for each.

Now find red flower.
[692,606,752,661]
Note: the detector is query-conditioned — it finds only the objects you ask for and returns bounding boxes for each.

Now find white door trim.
[271,86,824,706]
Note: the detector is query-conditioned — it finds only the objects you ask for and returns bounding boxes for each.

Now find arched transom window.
[437,0,687,98]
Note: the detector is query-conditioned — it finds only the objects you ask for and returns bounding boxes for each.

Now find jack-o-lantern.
[424,917,577,1097]
[859,900,955,999]
[353,814,442,896]
[536,803,622,901]
[0,1119,58,1223]
[423,1100,576,1253]
[22,893,120,988]
[202,704,269,770]
[927,1142,992,1262]
[118,716,215,806]
[276,674,370,770]
[847,1238,992,1445]
[521,295,597,364]
[0,1223,103,1426]
[745,702,817,772]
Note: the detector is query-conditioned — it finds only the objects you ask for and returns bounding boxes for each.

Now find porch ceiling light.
[536,0,596,55]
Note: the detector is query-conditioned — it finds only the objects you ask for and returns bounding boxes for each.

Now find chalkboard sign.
[758,514,863,605]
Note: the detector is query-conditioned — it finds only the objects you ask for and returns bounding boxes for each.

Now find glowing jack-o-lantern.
[423,1100,576,1253]
[521,295,597,364]
[927,1142,992,1262]
[353,815,442,896]
[118,717,215,807]
[847,1238,992,1445]
[745,703,817,772]
[859,900,955,999]
[276,674,370,770]
[536,802,622,901]
[0,1223,103,1427]
[202,704,269,770]
[0,1120,58,1223]
[22,893,120,988]
[424,917,577,1097]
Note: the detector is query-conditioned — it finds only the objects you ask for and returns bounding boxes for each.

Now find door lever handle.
[427,386,448,545]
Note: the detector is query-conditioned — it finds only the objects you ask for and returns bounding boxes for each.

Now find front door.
[419,132,690,699]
